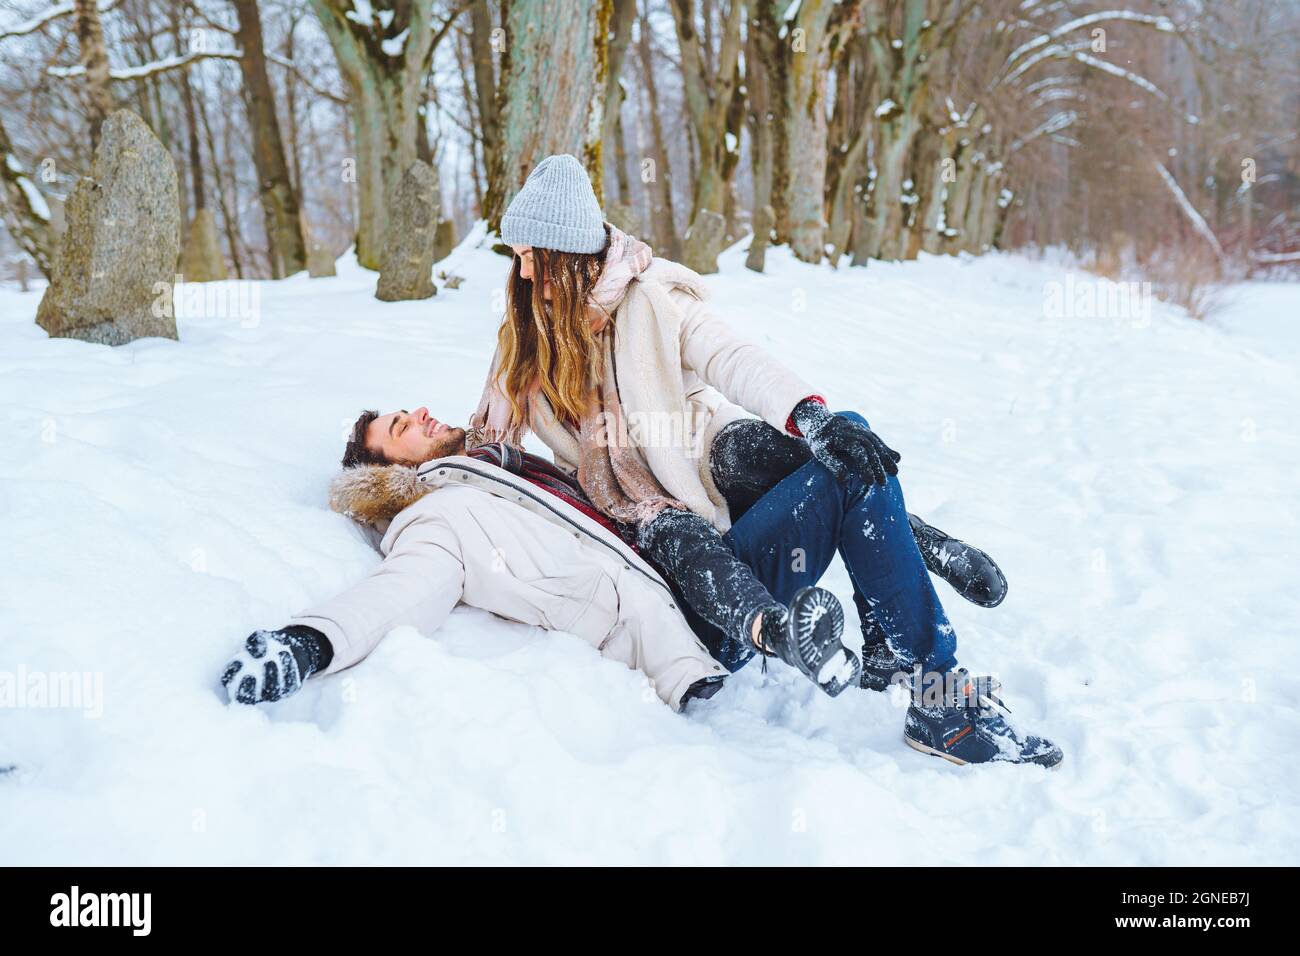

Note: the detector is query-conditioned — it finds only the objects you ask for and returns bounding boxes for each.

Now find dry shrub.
[1140,244,1237,321]
[1077,236,1238,322]
[1092,231,1131,281]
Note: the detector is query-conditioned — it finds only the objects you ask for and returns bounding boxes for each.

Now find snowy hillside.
[1,233,1297,865]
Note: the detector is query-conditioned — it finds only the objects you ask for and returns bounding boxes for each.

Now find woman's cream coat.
[529,258,817,532]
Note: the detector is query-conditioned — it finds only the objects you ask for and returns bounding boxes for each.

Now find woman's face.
[511,244,551,300]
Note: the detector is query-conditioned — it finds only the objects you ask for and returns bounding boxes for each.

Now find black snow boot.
[852,592,911,692]
[755,587,860,697]
[909,514,1008,608]
[901,668,1063,768]
[859,636,909,693]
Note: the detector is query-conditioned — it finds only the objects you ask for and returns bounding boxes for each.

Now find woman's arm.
[676,293,820,433]
[675,291,900,489]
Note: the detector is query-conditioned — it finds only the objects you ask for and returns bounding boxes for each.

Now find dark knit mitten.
[221,625,334,705]
[791,399,901,488]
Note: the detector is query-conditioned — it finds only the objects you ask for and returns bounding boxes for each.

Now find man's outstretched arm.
[222,517,466,705]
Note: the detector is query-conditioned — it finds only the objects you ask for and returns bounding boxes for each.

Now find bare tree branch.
[47,48,243,82]
[0,0,123,42]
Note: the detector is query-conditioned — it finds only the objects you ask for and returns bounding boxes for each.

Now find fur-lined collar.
[329,464,430,526]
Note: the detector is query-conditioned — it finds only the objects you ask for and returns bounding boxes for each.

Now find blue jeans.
[683,412,960,675]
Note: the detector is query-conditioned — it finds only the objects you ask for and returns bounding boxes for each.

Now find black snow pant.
[636,420,816,649]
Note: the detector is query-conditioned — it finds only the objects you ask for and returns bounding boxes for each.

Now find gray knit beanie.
[500,154,606,254]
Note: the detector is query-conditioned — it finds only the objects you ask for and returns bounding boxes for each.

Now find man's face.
[367,407,466,465]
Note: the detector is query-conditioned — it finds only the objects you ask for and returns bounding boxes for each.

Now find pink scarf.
[468,224,653,448]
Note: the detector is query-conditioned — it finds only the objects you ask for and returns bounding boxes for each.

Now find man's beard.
[422,427,467,463]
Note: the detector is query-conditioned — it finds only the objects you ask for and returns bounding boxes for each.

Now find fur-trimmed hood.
[329,463,430,526]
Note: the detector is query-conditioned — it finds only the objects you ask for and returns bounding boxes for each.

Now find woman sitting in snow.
[460,153,1061,766]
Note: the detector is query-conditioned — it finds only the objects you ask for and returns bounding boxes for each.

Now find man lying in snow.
[220,407,1063,767]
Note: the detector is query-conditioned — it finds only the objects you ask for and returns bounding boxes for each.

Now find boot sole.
[903,733,1064,770]
[788,586,859,697]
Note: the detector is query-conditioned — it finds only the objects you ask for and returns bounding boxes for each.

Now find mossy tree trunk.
[482,0,611,235]
[309,0,438,269]
[752,0,860,264]
[669,0,743,271]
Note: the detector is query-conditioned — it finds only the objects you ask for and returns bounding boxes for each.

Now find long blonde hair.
[498,241,607,427]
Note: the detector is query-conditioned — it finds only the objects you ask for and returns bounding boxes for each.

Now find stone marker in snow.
[375,161,439,302]
[36,110,180,345]
[746,205,775,274]
[181,208,227,282]
[306,238,337,278]
[683,209,726,275]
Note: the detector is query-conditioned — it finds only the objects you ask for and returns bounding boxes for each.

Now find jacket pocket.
[560,571,620,650]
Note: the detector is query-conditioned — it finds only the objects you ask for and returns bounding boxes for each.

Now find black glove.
[791,399,901,488]
[221,625,333,705]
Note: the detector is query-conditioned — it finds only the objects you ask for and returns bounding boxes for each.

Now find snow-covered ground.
[2,234,1297,865]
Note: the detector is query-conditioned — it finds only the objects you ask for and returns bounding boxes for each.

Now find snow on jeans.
[659,411,961,675]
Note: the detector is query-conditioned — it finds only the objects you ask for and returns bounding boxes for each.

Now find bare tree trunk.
[142,6,170,150]
[900,121,942,258]
[454,29,485,214]
[752,0,858,263]
[284,10,306,198]
[825,33,872,263]
[309,0,440,268]
[685,111,698,203]
[172,10,205,213]
[234,0,307,277]
[0,114,57,277]
[415,73,433,164]
[860,0,927,261]
[635,1,682,260]
[603,0,638,205]
[719,77,744,243]
[669,0,743,272]
[860,0,970,262]
[963,155,992,253]
[941,136,979,256]
[916,121,961,254]
[483,0,610,232]
[745,22,774,262]
[612,110,631,207]
[469,0,502,205]
[74,0,114,148]
[196,82,245,278]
